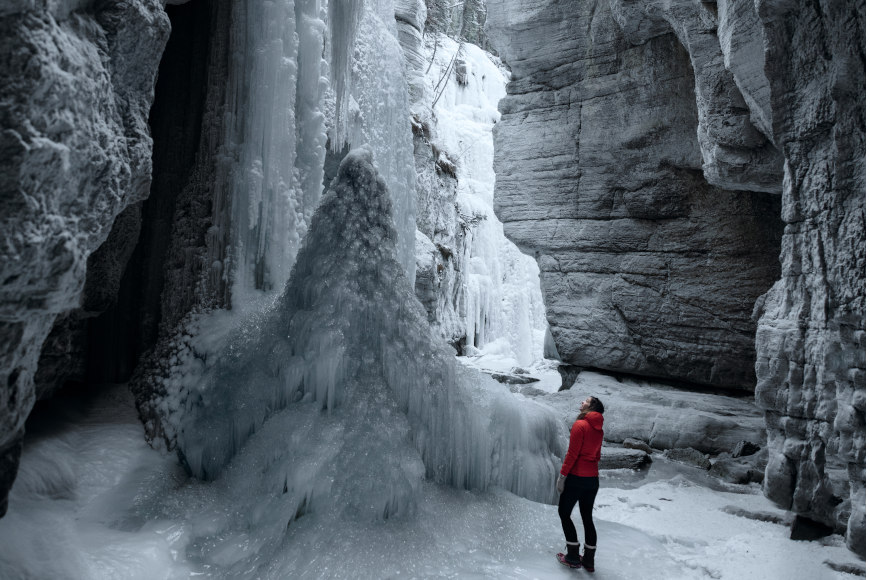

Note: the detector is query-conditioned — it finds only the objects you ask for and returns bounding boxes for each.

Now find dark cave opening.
[86,0,214,385]
[32,1,215,403]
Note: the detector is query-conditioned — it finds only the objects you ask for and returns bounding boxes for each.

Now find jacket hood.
[583,411,604,431]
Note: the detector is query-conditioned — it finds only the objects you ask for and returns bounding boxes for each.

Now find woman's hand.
[556,474,566,494]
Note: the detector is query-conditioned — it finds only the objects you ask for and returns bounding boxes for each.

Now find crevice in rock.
[86,0,214,386]
[32,1,216,402]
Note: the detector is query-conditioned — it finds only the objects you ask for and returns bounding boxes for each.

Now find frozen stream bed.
[0,384,863,579]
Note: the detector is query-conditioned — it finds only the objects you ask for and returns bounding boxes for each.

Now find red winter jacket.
[560,411,604,477]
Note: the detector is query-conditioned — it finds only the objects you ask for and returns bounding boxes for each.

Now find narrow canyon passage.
[0,0,863,577]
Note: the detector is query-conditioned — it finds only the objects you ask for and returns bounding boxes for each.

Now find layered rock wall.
[751,0,865,555]
[488,0,782,391]
[488,0,864,552]
[0,1,169,514]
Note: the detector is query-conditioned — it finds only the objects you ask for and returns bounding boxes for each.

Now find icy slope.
[171,150,562,507]
[0,383,864,579]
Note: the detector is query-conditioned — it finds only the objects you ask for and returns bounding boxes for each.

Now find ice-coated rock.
[395,0,427,103]
[487,0,783,391]
[623,438,654,454]
[751,0,865,555]
[139,150,563,574]
[710,452,765,485]
[663,448,712,470]
[0,1,169,514]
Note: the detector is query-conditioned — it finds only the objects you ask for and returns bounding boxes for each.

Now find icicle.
[328,0,363,152]
[175,150,562,508]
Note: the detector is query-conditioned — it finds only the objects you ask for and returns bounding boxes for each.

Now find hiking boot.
[581,544,595,572]
[557,541,582,568]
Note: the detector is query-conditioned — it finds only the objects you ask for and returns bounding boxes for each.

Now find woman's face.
[581,397,592,412]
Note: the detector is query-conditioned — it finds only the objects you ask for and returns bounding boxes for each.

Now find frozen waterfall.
[412,35,549,367]
[215,0,417,308]
[177,150,562,496]
[129,1,562,573]
[153,150,563,572]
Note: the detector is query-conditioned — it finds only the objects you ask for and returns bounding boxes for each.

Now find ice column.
[339,0,419,284]
[176,150,562,508]
[224,0,300,304]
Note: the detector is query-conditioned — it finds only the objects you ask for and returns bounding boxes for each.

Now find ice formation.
[172,151,561,537]
[413,35,549,366]
[141,0,424,441]
[209,0,416,308]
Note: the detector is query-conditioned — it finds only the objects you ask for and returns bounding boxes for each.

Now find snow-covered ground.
[0,385,862,580]
[459,349,563,393]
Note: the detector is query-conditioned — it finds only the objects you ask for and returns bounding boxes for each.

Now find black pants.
[558,475,598,546]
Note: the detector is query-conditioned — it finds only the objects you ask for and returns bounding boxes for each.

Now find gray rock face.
[750,0,865,555]
[487,0,783,392]
[34,201,142,398]
[33,0,229,417]
[663,447,712,470]
[488,0,864,553]
[600,446,651,470]
[0,1,169,514]
[610,0,784,193]
[542,371,766,455]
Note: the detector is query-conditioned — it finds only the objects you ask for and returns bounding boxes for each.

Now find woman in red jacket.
[556,396,605,572]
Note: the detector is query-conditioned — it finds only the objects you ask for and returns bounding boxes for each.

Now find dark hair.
[588,396,604,414]
[577,396,605,420]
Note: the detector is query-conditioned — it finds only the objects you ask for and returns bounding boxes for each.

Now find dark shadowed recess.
[87,1,213,385]
[32,1,215,406]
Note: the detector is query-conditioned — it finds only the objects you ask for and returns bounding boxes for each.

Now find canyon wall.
[1,0,862,556]
[488,0,864,552]
[0,0,169,514]
[488,0,783,391]
[750,0,865,555]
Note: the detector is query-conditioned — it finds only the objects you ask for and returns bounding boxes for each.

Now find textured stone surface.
[488,0,864,553]
[600,446,652,470]
[750,0,865,555]
[623,437,654,454]
[540,371,766,455]
[487,0,783,390]
[0,1,168,513]
[34,0,225,400]
[663,447,712,470]
[610,0,784,193]
[34,202,142,398]
[709,452,766,485]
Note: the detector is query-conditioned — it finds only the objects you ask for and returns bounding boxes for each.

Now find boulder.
[600,447,652,470]
[731,440,762,458]
[623,438,655,454]
[710,456,765,485]
[663,448,712,470]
